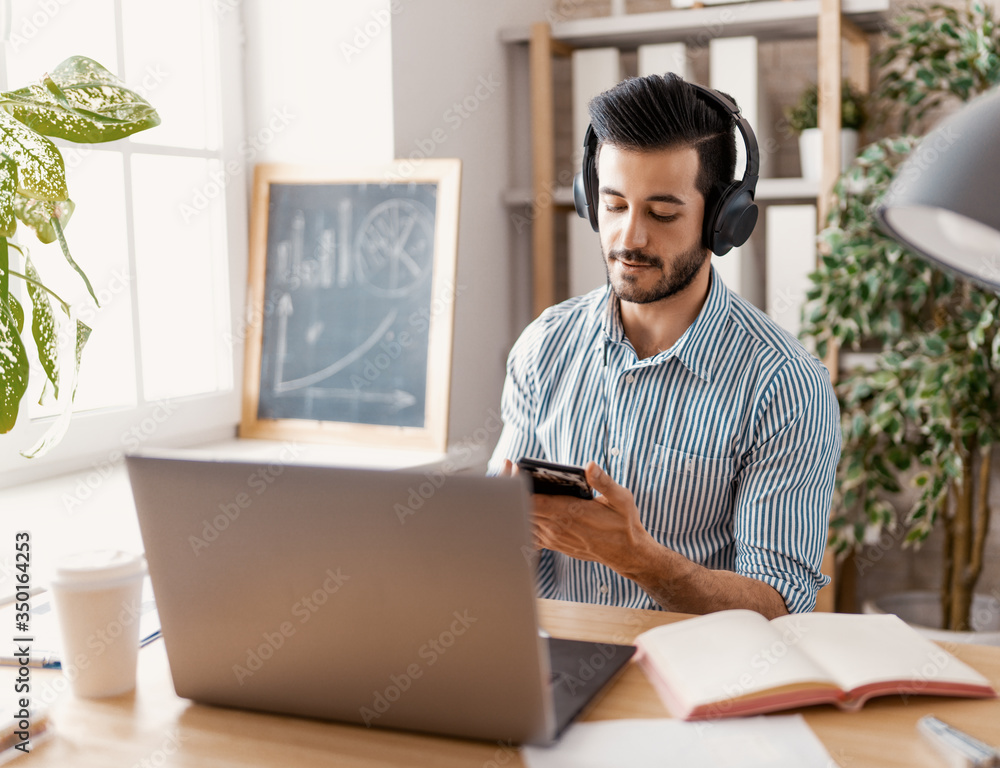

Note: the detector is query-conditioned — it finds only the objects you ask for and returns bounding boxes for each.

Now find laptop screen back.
[127,454,555,743]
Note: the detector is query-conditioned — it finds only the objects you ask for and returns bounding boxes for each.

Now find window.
[0,0,247,485]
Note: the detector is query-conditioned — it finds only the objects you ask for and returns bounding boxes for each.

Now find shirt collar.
[600,264,732,383]
[601,283,625,344]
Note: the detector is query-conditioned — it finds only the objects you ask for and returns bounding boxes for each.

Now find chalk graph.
[257,182,438,427]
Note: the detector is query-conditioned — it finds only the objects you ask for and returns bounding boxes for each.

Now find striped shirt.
[487,266,841,614]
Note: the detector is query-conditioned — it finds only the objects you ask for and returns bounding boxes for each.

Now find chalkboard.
[240,161,461,451]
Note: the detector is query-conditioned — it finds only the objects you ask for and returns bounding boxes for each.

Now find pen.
[0,654,61,670]
[918,715,1000,768]
[0,588,44,608]
[0,631,161,671]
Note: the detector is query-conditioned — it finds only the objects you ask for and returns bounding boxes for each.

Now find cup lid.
[52,550,147,587]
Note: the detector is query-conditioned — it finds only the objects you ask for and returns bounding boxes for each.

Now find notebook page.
[522,715,835,768]
[771,613,992,694]
[638,610,836,709]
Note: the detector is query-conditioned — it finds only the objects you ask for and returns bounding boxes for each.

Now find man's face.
[596,143,709,305]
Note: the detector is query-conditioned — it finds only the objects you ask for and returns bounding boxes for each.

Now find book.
[634,609,997,720]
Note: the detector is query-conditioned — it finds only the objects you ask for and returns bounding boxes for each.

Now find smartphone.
[516,457,593,499]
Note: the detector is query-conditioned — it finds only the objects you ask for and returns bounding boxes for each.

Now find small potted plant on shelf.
[784,80,867,181]
[0,56,160,457]
[799,0,1000,638]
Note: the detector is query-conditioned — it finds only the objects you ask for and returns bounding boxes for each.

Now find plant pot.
[798,127,859,181]
[862,590,1000,646]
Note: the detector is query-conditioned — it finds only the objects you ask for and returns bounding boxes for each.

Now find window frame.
[0,4,248,488]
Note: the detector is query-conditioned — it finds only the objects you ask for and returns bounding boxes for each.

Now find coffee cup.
[49,550,147,698]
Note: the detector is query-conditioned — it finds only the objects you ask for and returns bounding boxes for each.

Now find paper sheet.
[522,715,835,768]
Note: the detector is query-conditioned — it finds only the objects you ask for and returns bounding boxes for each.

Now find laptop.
[126,452,635,745]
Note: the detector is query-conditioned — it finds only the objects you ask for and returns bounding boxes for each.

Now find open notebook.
[634,609,995,720]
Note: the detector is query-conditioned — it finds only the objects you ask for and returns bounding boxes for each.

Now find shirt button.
[610,447,620,457]
[599,584,609,595]
[687,459,695,472]
[625,374,635,384]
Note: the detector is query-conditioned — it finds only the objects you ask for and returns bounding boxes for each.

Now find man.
[488,74,841,617]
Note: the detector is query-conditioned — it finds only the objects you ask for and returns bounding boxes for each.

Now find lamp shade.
[876,86,1000,291]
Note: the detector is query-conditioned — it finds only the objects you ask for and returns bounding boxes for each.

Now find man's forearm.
[616,542,789,619]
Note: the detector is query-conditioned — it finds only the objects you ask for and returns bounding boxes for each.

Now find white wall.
[242,0,395,168]
[390,1,539,467]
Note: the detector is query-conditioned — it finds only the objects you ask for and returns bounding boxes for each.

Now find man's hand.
[530,462,657,572]
[498,458,656,570]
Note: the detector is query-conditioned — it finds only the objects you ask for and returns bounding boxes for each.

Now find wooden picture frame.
[240,160,461,452]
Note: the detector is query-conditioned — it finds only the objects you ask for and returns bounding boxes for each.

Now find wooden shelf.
[502,186,574,208]
[499,0,889,46]
[756,177,822,201]
[503,178,822,208]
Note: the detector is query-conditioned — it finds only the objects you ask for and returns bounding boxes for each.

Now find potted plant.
[784,80,867,181]
[0,56,159,457]
[800,0,1000,636]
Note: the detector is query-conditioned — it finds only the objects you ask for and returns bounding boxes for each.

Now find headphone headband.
[573,80,760,256]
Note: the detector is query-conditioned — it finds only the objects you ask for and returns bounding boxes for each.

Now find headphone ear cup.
[725,190,759,251]
[702,182,727,254]
[575,124,600,233]
[573,172,599,233]
[704,183,758,256]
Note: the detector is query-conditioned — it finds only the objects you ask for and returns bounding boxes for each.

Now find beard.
[603,239,709,305]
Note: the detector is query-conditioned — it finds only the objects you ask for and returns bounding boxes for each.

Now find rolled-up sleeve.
[732,357,841,613]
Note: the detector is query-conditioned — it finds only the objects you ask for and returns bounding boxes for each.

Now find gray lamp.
[876,85,1000,292]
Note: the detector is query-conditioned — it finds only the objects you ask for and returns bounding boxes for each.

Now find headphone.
[572,82,760,256]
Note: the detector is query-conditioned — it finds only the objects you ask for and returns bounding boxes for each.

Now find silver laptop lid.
[126,453,555,743]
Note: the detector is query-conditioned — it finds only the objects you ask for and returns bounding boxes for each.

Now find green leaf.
[0,234,6,304]
[73,319,91,397]
[953,75,975,92]
[0,293,29,433]
[843,456,865,489]
[0,155,17,238]
[924,335,946,356]
[959,416,980,435]
[887,446,912,471]
[0,109,66,201]
[50,216,96,304]
[6,293,23,334]
[14,195,74,244]
[6,264,70,316]
[24,256,59,398]
[940,20,959,38]
[0,56,161,144]
[19,313,85,458]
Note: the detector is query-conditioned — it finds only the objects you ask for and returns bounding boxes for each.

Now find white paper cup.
[50,550,147,698]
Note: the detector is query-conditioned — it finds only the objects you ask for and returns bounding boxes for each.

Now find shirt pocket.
[646,445,735,535]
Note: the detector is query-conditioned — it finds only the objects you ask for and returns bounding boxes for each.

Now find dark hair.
[587,73,738,202]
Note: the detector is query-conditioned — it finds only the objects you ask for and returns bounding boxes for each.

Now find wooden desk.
[7,600,1000,767]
